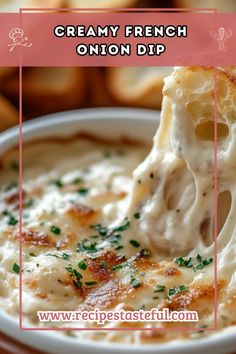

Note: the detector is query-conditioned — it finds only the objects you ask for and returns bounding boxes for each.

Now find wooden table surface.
[0,332,46,354]
[1,330,235,354]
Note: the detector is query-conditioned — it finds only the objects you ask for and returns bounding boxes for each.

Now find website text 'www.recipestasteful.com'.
[37,308,199,325]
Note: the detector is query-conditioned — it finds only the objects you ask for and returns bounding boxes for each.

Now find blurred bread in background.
[87,68,117,107]
[0,68,17,81]
[26,0,139,9]
[0,95,18,132]
[67,0,139,8]
[2,67,85,118]
[24,0,236,11]
[107,67,173,109]
[174,0,236,12]
[25,0,66,8]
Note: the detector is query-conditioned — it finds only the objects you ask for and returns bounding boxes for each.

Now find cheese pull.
[129,67,236,260]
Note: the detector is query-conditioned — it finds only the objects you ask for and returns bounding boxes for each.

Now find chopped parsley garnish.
[61,253,70,260]
[78,259,87,270]
[89,218,130,252]
[154,285,166,293]
[129,240,140,248]
[7,214,18,226]
[114,245,123,251]
[167,285,189,299]
[193,256,213,272]
[175,256,193,268]
[113,218,130,232]
[85,281,97,286]
[134,212,141,219]
[100,261,107,269]
[90,224,108,237]
[130,277,142,288]
[52,179,64,188]
[78,188,89,196]
[175,254,213,272]
[197,254,202,262]
[50,226,61,235]
[109,234,121,245]
[2,210,18,226]
[77,240,98,253]
[74,280,83,288]
[65,266,82,280]
[47,252,70,260]
[13,263,20,274]
[65,264,89,289]
[111,262,127,271]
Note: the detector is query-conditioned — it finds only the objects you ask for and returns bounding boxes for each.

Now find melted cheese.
[0,67,236,345]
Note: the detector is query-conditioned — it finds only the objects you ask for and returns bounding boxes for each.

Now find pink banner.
[0,12,235,66]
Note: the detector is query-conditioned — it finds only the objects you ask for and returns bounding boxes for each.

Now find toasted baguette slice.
[130,67,236,256]
[107,67,173,109]
[3,67,85,118]
[0,95,18,132]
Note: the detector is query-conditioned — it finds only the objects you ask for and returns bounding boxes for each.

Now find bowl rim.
[0,107,159,145]
[0,107,235,354]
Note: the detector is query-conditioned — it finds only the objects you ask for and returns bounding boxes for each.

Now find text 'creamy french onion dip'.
[0,67,236,344]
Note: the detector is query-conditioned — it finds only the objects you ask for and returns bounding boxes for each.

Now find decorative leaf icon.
[209,31,219,41]
[225,29,233,40]
[218,27,225,41]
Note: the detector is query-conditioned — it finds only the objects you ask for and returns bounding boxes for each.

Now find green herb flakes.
[193,257,213,272]
[129,240,140,248]
[111,262,127,271]
[50,225,61,235]
[78,259,87,270]
[154,285,166,293]
[130,278,142,288]
[85,281,97,286]
[78,188,89,196]
[167,285,189,299]
[113,218,130,232]
[13,263,20,274]
[175,256,193,268]
[52,179,64,188]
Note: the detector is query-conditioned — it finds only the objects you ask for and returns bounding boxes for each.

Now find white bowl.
[0,108,235,354]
